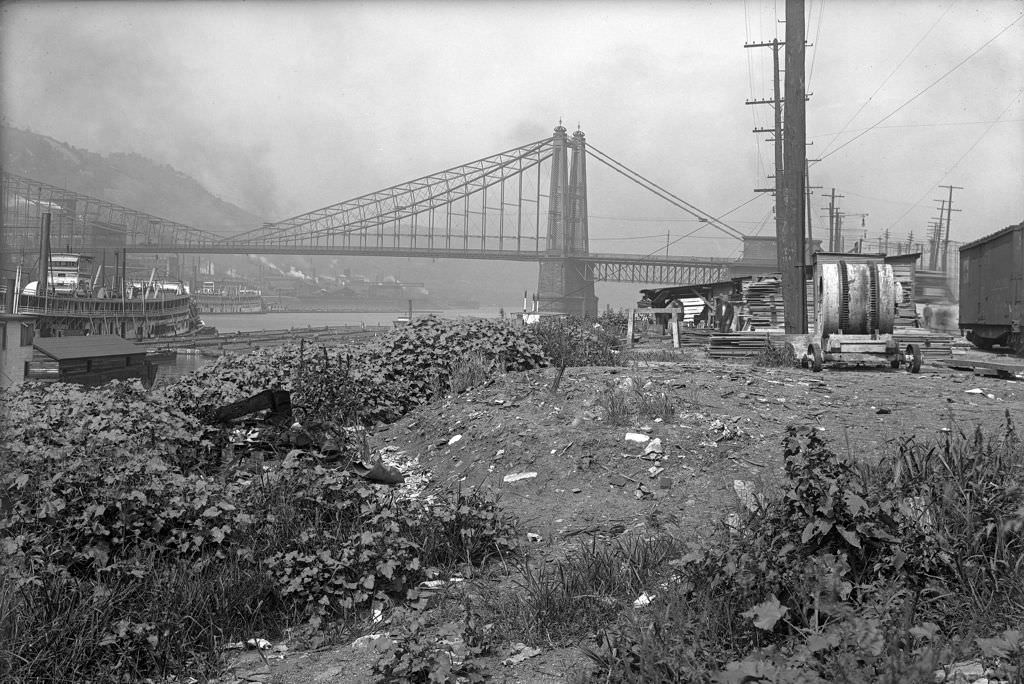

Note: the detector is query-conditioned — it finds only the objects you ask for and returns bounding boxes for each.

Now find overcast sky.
[2,0,1022,262]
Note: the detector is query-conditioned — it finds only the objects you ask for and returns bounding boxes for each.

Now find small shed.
[27,335,155,386]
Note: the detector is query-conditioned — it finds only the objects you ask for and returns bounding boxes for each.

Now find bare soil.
[219,345,1024,684]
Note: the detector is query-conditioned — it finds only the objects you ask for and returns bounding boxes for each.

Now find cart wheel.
[809,343,823,372]
[906,344,922,374]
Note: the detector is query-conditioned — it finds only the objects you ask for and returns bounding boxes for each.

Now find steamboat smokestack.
[38,213,51,294]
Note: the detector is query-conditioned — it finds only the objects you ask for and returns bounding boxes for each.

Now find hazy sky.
[2,0,1022,262]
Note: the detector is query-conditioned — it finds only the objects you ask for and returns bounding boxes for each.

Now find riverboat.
[12,254,203,339]
[194,280,265,314]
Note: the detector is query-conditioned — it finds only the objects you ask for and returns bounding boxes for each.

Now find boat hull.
[15,292,202,339]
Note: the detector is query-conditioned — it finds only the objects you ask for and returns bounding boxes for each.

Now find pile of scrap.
[893,330,954,359]
[708,332,773,358]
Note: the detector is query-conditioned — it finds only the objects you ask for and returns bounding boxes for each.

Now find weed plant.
[755,341,798,368]
[596,376,676,426]
[481,535,682,646]
[584,417,1024,682]
[531,316,622,369]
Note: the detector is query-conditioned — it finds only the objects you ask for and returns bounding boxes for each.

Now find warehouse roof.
[33,335,145,361]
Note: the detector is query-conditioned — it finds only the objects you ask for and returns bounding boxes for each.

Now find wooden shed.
[26,335,155,386]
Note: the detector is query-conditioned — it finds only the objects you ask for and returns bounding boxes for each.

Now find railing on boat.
[16,293,193,318]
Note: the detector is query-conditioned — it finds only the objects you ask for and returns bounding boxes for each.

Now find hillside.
[1,126,263,232]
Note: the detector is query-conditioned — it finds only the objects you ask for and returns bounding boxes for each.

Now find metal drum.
[816,261,896,336]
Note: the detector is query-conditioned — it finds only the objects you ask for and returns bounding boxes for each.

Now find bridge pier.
[537,257,598,317]
[536,126,597,317]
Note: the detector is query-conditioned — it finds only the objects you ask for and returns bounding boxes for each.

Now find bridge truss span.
[584,253,734,285]
[221,137,557,256]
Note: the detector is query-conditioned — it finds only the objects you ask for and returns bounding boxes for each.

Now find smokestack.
[3,279,14,313]
[38,213,51,294]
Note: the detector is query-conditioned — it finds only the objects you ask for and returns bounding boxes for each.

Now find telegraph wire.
[881,89,1024,234]
[810,118,1024,138]
[817,0,957,160]
[807,0,825,89]
[817,10,1023,164]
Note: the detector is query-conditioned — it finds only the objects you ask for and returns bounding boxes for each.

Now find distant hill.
[1,126,263,232]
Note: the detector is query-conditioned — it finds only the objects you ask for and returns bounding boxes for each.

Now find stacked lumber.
[893,329,953,358]
[740,277,783,329]
[889,261,920,328]
[676,327,716,347]
[708,332,772,358]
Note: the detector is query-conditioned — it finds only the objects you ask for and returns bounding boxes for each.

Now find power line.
[817,10,1023,163]
[882,89,1023,234]
[807,0,825,88]
[590,214,767,224]
[809,118,1024,137]
[817,0,958,159]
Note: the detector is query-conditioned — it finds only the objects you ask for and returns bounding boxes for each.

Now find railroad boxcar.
[959,221,1024,355]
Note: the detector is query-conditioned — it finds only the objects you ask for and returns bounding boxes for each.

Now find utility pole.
[929,200,946,270]
[823,188,844,251]
[938,184,962,273]
[781,0,807,333]
[805,159,821,250]
[745,38,785,248]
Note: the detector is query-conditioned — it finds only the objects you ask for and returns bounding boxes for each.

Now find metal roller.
[816,261,897,336]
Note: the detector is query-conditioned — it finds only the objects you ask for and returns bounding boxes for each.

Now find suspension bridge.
[2,125,760,315]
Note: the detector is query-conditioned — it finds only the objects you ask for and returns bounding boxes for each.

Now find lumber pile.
[676,327,716,347]
[708,332,772,358]
[740,277,783,329]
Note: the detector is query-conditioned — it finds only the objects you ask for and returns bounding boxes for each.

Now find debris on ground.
[633,592,656,607]
[503,471,538,483]
[501,642,542,666]
[351,454,405,484]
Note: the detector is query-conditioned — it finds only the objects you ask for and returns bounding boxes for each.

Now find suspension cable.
[584,144,747,241]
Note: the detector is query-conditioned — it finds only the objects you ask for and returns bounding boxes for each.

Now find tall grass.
[481,535,682,645]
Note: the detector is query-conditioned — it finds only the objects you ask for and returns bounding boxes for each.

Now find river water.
[199,308,501,334]
[154,307,506,385]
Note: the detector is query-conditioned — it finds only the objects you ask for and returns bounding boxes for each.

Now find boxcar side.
[958,222,1024,354]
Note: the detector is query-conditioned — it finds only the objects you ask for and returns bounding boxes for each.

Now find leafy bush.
[160,316,546,424]
[1,364,522,682]
[532,315,621,369]
[0,380,208,467]
[373,602,494,683]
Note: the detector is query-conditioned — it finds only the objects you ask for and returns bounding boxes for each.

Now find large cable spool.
[816,261,896,336]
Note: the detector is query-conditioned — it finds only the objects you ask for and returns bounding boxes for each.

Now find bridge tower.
[536,125,598,317]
